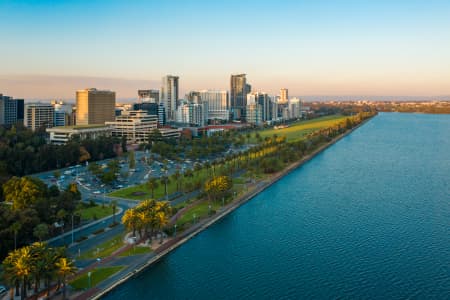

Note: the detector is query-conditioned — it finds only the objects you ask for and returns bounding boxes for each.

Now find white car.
[93,191,101,194]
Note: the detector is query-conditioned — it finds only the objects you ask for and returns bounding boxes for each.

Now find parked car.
[0,285,7,295]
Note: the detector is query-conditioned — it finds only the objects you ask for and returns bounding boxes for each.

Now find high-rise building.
[280,88,288,104]
[158,103,166,126]
[246,103,263,126]
[24,103,54,131]
[160,75,179,121]
[176,102,208,127]
[247,92,272,122]
[288,97,302,119]
[138,89,159,103]
[76,88,115,125]
[52,100,73,127]
[198,90,229,122]
[230,74,251,121]
[0,94,24,125]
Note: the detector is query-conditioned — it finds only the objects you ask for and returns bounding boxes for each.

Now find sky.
[1,0,450,100]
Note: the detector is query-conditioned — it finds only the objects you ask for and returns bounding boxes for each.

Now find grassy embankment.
[70,266,124,290]
[252,115,349,142]
[79,235,124,260]
[76,205,112,221]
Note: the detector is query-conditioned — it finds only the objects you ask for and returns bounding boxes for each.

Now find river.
[104,113,450,299]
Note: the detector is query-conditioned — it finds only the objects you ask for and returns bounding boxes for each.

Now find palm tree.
[147,177,159,199]
[110,200,118,225]
[55,257,77,300]
[29,242,44,294]
[14,246,33,300]
[154,211,169,244]
[122,209,139,237]
[160,176,170,200]
[11,222,21,250]
[2,250,20,299]
[171,171,181,192]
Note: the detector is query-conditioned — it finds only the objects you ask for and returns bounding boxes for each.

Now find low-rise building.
[105,110,158,144]
[46,125,112,144]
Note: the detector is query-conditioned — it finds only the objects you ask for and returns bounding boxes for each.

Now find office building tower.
[158,102,166,126]
[24,103,54,131]
[160,75,179,121]
[186,91,201,104]
[133,102,159,116]
[0,94,24,125]
[176,102,208,127]
[76,88,115,125]
[230,74,251,121]
[246,103,263,126]
[288,97,302,119]
[138,89,159,103]
[198,90,229,122]
[52,100,73,127]
[247,92,272,122]
[280,88,288,104]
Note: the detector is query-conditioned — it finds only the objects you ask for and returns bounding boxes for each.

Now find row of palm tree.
[122,200,171,243]
[2,242,76,300]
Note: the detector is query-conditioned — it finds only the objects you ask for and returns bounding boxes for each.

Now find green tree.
[33,224,48,242]
[3,177,46,210]
[128,150,136,169]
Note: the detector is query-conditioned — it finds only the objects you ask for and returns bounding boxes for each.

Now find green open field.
[76,205,112,221]
[108,169,211,200]
[119,246,152,257]
[70,266,124,290]
[176,201,222,228]
[79,234,124,260]
[255,115,349,142]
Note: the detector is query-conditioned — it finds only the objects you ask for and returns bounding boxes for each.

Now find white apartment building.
[198,90,229,121]
[24,103,54,131]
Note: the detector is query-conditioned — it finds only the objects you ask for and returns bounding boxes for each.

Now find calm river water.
[105,113,450,299]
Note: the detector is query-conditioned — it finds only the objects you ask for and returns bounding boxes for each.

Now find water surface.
[105,113,450,299]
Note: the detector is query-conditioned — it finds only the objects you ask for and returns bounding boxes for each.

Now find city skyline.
[1,0,450,99]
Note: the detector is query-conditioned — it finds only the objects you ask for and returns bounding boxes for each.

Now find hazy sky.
[1,0,450,100]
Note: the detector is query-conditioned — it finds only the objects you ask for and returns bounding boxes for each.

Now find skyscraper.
[76,88,115,125]
[24,103,54,131]
[138,89,159,103]
[0,94,24,125]
[230,74,251,121]
[160,75,179,121]
[280,88,288,104]
[198,90,229,122]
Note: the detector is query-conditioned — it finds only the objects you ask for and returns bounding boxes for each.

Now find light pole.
[173,224,177,237]
[88,272,92,289]
[208,204,211,216]
[71,214,74,245]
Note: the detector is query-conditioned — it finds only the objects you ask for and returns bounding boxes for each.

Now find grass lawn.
[176,201,222,228]
[79,235,124,260]
[253,115,349,142]
[108,168,211,200]
[76,205,112,221]
[119,246,152,257]
[70,266,124,290]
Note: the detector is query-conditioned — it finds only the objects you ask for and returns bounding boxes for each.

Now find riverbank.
[88,115,375,300]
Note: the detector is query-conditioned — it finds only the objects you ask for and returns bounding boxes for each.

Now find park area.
[255,115,349,142]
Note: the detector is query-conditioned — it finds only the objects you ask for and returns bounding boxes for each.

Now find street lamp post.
[71,214,74,245]
[173,224,177,237]
[88,272,92,289]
